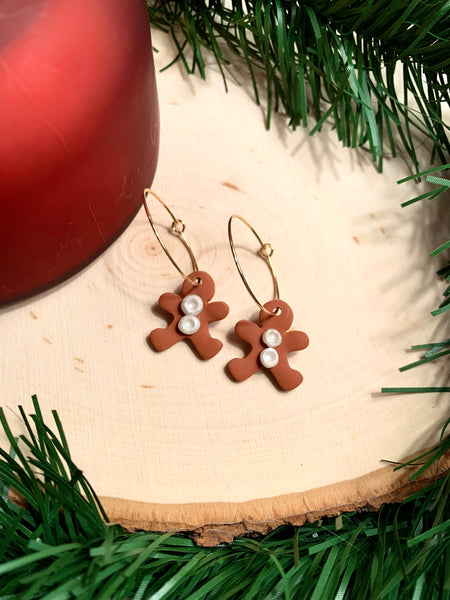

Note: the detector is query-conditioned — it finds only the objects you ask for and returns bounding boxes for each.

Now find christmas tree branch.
[147,0,450,171]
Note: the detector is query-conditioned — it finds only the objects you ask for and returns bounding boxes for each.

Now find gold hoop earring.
[143,189,199,286]
[227,214,280,315]
[143,189,229,360]
[227,215,309,391]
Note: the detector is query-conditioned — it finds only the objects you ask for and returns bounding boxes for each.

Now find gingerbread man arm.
[285,330,309,352]
[270,353,304,391]
[158,292,182,314]
[234,319,261,343]
[227,319,262,381]
[205,301,230,323]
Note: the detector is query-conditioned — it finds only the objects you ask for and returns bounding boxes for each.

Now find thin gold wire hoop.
[228,215,280,315]
[143,189,199,286]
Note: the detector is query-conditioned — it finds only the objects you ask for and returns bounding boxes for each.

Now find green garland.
[147,0,450,172]
[0,397,448,599]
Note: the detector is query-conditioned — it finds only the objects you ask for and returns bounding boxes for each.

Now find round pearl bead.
[178,315,200,336]
[259,347,279,369]
[181,294,203,316]
[262,328,282,348]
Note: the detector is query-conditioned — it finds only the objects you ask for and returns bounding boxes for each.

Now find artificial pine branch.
[147,0,450,172]
[400,166,450,320]
[380,168,450,393]
[0,398,449,599]
[403,168,450,372]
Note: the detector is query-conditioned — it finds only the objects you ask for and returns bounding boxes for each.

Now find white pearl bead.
[259,347,279,369]
[262,328,282,348]
[178,315,200,336]
[181,294,203,316]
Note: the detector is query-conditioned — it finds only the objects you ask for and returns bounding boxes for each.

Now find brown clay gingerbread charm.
[150,270,229,359]
[227,299,309,390]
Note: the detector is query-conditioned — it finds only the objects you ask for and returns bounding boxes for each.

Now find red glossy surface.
[0,0,159,303]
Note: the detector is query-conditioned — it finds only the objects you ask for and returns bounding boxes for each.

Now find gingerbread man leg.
[227,320,261,381]
[269,353,304,391]
[190,328,223,360]
[228,351,261,381]
[149,320,180,351]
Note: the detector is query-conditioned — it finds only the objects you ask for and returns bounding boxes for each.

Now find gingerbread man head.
[258,299,294,331]
[181,271,216,302]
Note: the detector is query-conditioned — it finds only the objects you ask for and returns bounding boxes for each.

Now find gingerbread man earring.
[227,215,309,391]
[143,189,229,359]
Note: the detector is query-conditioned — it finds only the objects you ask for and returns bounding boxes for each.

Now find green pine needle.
[431,303,450,317]
[146,0,450,171]
[400,349,450,372]
[411,340,450,350]
[381,387,450,393]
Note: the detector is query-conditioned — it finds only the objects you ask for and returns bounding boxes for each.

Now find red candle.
[0,0,159,304]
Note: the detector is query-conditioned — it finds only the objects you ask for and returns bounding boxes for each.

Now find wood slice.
[1,30,449,546]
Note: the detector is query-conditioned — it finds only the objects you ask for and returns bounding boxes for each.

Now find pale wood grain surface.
[1,30,448,533]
